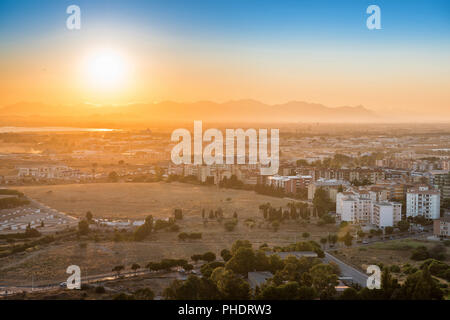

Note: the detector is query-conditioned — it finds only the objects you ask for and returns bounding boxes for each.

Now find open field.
[0,182,339,287]
[0,217,337,286]
[16,182,294,219]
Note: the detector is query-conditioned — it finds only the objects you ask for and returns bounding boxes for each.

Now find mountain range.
[0,100,377,126]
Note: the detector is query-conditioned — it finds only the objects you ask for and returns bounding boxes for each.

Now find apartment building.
[337,189,402,227]
[433,212,450,238]
[406,186,440,219]
[308,178,349,201]
[372,202,402,228]
[429,170,450,200]
[267,175,312,194]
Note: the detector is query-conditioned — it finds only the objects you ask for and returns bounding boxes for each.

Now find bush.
[390,265,401,273]
[179,232,202,241]
[134,288,155,300]
[224,220,237,232]
[429,244,446,261]
[0,197,30,210]
[410,246,429,261]
[95,286,106,294]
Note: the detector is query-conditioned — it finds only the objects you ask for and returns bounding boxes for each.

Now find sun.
[83,49,128,91]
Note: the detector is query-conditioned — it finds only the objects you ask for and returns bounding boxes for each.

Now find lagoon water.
[0,127,115,133]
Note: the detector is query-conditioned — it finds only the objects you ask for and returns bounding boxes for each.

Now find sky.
[0,0,449,117]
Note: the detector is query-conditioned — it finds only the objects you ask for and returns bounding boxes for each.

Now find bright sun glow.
[84,49,128,91]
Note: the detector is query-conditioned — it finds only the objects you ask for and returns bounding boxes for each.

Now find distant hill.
[0,100,377,125]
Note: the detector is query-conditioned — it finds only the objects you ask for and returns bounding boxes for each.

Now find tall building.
[372,202,402,228]
[429,170,450,200]
[406,186,440,219]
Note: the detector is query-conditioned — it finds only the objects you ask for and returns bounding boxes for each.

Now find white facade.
[372,202,402,228]
[406,187,440,219]
[337,190,402,227]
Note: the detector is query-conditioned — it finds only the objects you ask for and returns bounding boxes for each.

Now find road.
[322,230,432,288]
[0,269,191,296]
[323,252,368,288]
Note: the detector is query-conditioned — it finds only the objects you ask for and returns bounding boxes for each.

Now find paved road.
[323,252,368,288]
[0,269,191,296]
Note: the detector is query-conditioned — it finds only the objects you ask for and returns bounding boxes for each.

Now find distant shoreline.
[0,127,117,133]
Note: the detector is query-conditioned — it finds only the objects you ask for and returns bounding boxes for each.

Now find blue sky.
[1,0,449,46]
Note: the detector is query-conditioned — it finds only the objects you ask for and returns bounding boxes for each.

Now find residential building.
[406,186,440,219]
[433,212,450,238]
[308,178,349,201]
[429,170,450,200]
[372,202,402,228]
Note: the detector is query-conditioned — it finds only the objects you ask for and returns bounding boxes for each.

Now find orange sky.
[1,1,449,119]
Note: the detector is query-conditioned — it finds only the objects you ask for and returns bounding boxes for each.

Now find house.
[248,271,273,290]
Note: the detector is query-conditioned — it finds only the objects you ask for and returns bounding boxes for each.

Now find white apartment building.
[406,186,440,219]
[372,202,402,228]
[337,189,402,227]
[337,191,372,224]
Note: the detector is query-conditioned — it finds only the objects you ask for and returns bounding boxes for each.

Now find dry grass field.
[0,182,339,287]
[16,182,292,219]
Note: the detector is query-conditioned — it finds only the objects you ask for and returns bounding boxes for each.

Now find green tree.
[211,267,250,299]
[340,232,353,247]
[397,220,410,232]
[78,219,89,235]
[163,275,221,300]
[339,287,360,300]
[202,252,216,262]
[131,263,140,275]
[231,240,252,255]
[220,249,232,262]
[112,265,125,277]
[309,264,338,299]
[328,234,338,246]
[225,247,256,275]
[133,288,155,300]
[313,188,334,217]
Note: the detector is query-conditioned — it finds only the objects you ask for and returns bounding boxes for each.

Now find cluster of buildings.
[335,184,441,229]
[336,187,402,228]
[17,164,82,180]
[168,163,260,185]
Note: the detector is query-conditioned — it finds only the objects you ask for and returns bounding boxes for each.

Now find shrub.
[95,286,106,294]
[410,246,429,261]
[224,220,237,232]
[390,265,401,273]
